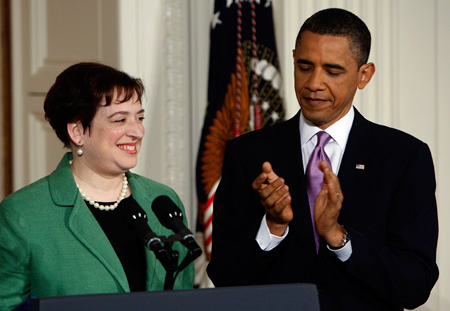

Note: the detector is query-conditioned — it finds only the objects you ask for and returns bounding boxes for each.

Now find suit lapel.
[337,109,378,223]
[270,113,319,262]
[314,109,378,271]
[49,153,130,292]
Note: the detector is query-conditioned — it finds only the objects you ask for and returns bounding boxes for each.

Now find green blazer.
[0,153,194,310]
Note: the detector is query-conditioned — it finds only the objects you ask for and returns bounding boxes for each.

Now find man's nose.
[306,69,325,91]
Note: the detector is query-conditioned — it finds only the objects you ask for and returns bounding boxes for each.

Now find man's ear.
[357,62,375,90]
[67,122,84,146]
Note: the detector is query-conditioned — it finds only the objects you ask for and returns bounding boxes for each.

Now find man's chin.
[301,110,324,124]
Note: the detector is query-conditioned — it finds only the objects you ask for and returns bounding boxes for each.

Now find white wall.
[435,1,450,309]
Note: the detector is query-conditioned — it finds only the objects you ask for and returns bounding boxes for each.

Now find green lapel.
[48,152,130,292]
[126,173,163,290]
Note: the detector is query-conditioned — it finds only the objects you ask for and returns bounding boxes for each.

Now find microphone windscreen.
[152,195,183,229]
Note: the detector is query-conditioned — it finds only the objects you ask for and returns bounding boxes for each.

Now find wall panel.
[436,0,450,309]
[11,0,119,189]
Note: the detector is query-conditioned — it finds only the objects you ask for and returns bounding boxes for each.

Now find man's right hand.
[251,161,293,236]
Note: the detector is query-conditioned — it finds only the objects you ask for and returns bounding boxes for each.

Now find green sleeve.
[0,200,31,310]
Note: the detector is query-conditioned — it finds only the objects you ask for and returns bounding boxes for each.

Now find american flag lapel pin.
[355,164,365,170]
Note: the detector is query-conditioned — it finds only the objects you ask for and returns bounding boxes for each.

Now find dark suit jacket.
[207,109,438,311]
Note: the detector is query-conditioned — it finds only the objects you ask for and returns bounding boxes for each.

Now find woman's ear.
[67,122,84,146]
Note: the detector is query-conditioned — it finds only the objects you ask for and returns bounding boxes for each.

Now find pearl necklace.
[77,173,128,211]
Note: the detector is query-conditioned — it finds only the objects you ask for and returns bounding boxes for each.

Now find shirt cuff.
[255,214,289,251]
[327,240,352,262]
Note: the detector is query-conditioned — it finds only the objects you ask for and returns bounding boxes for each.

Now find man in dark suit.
[207,8,438,311]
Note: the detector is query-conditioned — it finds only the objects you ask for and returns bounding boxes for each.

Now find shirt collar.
[299,106,355,150]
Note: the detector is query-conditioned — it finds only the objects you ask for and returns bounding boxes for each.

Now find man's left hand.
[315,160,346,247]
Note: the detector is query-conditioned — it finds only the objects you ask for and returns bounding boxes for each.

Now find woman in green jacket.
[0,63,194,310]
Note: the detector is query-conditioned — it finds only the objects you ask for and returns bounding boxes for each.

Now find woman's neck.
[70,159,129,202]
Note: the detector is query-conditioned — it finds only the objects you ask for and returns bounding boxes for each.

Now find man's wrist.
[328,225,350,250]
[266,216,289,237]
[256,214,289,251]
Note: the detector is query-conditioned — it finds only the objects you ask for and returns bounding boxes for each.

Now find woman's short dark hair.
[295,8,371,68]
[44,62,145,147]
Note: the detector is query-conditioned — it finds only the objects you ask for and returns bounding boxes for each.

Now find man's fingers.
[318,160,332,175]
[266,193,292,220]
[252,172,268,190]
[314,160,344,238]
[319,160,343,202]
[252,162,279,190]
[262,161,280,183]
[252,162,293,226]
[325,172,343,203]
[259,178,285,199]
[262,161,273,174]
[262,183,289,207]
[252,161,293,224]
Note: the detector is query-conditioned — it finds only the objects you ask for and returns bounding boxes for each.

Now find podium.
[29,283,320,311]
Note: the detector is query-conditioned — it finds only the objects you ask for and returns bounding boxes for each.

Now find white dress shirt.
[255,107,355,261]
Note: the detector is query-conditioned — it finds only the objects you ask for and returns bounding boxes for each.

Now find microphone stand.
[151,234,201,290]
[130,211,202,290]
[158,238,179,291]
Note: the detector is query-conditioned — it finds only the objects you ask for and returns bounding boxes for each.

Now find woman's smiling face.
[79,89,145,176]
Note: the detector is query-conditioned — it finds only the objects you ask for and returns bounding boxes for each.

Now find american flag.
[356,164,365,170]
[195,0,285,263]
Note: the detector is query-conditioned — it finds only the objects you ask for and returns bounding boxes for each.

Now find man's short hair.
[295,8,371,68]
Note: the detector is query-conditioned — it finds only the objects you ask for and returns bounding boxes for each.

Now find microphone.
[131,209,180,273]
[128,197,180,269]
[132,210,181,274]
[152,195,202,259]
[130,211,163,251]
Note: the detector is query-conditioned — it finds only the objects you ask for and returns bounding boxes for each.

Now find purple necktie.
[306,131,332,253]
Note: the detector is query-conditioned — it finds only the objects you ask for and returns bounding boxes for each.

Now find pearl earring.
[77,145,83,156]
